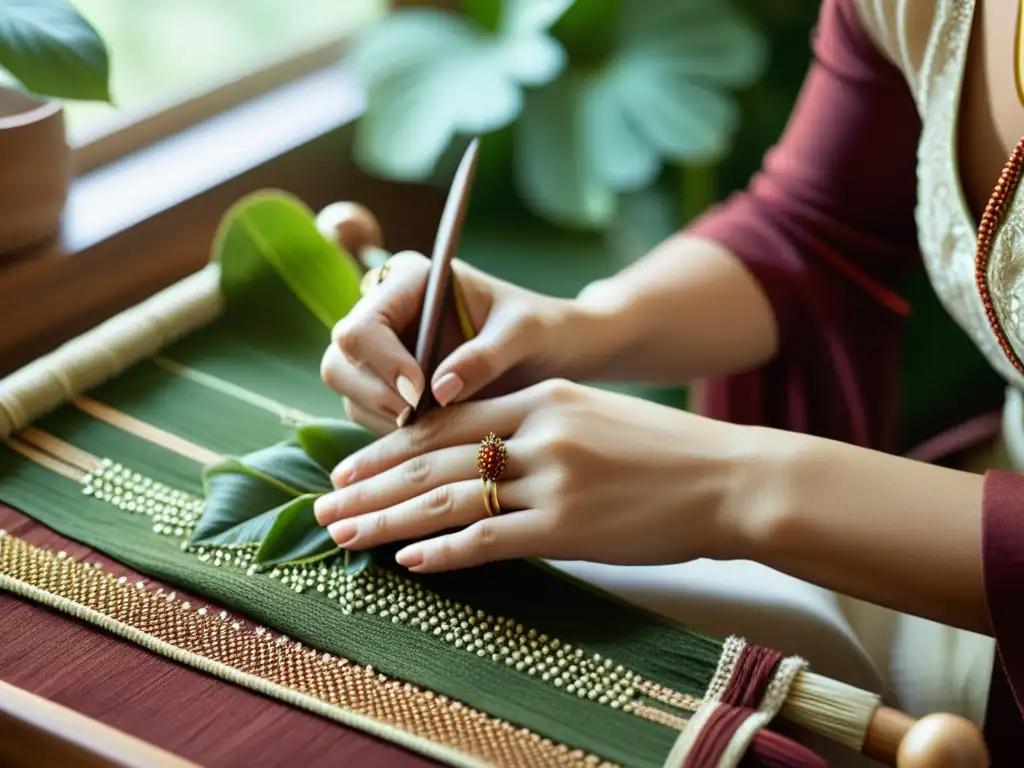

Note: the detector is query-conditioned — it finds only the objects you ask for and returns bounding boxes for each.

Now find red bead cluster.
[976,137,1024,375]
[476,432,508,481]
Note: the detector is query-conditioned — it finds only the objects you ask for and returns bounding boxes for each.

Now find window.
[66,0,385,168]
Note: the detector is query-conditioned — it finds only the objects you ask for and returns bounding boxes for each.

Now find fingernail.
[396,547,423,568]
[396,375,420,409]
[331,463,353,488]
[314,495,332,524]
[329,520,356,546]
[396,406,412,429]
[432,373,464,407]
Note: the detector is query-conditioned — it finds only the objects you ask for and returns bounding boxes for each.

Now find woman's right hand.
[320,250,591,435]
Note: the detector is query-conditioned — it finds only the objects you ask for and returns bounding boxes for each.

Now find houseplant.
[0,0,111,256]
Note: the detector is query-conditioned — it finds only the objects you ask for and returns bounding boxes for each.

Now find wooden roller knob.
[315,202,385,268]
[896,714,989,768]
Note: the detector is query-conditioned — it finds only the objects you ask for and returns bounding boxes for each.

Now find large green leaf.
[295,418,377,474]
[513,0,767,230]
[515,75,616,229]
[0,0,110,101]
[254,494,339,569]
[191,442,331,547]
[350,1,571,180]
[213,190,363,330]
[189,425,379,570]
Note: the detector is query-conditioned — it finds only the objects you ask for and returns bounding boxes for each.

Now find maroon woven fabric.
[0,505,435,767]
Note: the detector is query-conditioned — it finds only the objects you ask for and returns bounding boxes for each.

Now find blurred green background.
[63,0,385,138]
[63,0,825,413]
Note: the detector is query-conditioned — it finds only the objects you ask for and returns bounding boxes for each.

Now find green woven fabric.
[0,226,725,767]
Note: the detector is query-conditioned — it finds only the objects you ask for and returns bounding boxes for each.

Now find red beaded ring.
[477,432,508,482]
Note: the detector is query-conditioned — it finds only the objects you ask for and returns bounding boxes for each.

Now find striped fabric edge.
[0,530,617,768]
[662,638,808,768]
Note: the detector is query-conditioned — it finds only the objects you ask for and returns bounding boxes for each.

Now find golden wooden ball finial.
[316,202,385,268]
[896,714,989,768]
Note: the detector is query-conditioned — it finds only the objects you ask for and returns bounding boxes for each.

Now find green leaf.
[188,430,379,570]
[515,75,616,230]
[510,0,767,229]
[0,0,110,101]
[253,494,339,569]
[295,419,377,474]
[213,190,363,330]
[350,2,570,180]
[191,441,331,547]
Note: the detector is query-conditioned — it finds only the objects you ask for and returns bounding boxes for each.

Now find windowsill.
[0,63,444,376]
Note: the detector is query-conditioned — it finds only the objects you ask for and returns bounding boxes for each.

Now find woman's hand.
[320,251,614,435]
[313,379,768,572]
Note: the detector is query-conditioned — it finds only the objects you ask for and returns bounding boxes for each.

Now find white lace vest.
[856,0,1024,465]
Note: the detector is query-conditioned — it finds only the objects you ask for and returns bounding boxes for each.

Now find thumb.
[431,302,536,406]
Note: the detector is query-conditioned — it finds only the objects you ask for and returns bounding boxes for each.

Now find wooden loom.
[0,182,994,766]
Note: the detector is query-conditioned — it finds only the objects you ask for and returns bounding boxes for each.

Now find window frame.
[0,0,451,376]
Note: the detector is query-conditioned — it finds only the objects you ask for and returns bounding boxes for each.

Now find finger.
[331,250,430,410]
[326,477,532,551]
[431,300,539,407]
[317,444,475,524]
[320,344,406,420]
[334,389,537,485]
[318,439,528,521]
[394,508,554,573]
[345,400,398,437]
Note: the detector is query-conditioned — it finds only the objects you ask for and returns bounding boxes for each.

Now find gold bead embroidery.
[0,530,617,768]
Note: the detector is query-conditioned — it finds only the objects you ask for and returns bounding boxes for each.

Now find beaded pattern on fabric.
[0,530,617,768]
[77,457,703,728]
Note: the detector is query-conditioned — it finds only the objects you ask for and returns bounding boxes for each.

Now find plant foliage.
[0,0,111,102]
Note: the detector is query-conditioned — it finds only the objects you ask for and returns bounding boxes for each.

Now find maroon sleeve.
[685,0,1024,754]
[981,472,1024,764]
[688,0,922,452]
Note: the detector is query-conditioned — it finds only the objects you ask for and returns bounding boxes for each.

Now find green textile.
[0,238,728,767]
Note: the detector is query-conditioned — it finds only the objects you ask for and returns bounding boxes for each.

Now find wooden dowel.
[863,706,989,768]
[0,680,199,768]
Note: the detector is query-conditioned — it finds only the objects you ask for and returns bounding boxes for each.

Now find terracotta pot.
[0,87,70,256]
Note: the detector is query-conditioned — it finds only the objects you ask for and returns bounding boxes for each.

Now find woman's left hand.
[313,379,769,573]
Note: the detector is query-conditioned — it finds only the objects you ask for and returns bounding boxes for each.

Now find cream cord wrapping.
[0,265,223,439]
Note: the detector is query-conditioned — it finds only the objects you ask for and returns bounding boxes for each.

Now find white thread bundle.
[0,264,223,438]
[783,671,880,750]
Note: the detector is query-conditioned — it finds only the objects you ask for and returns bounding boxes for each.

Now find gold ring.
[358,258,394,296]
[481,478,497,517]
[477,433,508,517]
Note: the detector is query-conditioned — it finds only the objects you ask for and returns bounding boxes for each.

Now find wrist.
[537,290,632,382]
[710,425,810,563]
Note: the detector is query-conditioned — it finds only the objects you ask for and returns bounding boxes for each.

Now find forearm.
[735,428,989,634]
[564,233,780,384]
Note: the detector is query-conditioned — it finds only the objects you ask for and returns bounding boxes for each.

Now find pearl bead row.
[80,458,203,538]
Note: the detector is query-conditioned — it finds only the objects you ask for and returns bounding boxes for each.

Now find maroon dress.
[689,0,1024,762]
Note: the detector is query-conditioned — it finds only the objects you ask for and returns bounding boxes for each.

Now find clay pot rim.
[0,91,62,131]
